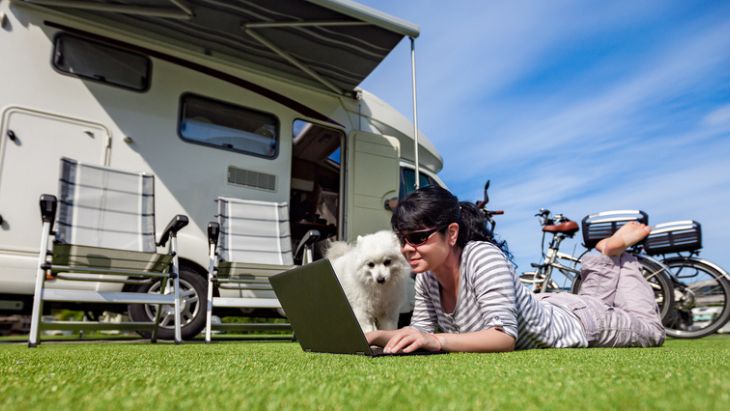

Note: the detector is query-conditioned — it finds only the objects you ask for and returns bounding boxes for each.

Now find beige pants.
[538,253,665,347]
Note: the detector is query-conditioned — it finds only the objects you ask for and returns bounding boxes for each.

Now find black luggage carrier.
[644,220,702,255]
[581,210,649,249]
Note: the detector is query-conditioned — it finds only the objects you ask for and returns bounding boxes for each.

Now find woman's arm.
[469,244,520,340]
[432,328,515,353]
[409,273,439,332]
[377,326,515,353]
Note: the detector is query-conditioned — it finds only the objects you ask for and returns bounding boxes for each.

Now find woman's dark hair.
[391,186,512,260]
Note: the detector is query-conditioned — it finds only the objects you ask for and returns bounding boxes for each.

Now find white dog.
[326,230,410,333]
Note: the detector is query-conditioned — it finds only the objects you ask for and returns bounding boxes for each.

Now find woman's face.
[399,223,459,273]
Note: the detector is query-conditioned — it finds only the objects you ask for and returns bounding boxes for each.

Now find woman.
[366,186,665,353]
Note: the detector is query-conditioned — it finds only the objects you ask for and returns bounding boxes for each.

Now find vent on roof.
[227,166,276,191]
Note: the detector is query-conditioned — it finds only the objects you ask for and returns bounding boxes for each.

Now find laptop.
[269,259,443,357]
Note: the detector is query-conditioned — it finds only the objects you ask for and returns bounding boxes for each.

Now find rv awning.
[21,0,420,96]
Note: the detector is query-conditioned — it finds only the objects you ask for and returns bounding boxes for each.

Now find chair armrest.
[39,194,57,232]
[208,222,220,247]
[294,229,321,262]
[157,215,189,247]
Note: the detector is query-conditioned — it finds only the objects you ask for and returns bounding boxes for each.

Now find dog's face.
[353,231,409,285]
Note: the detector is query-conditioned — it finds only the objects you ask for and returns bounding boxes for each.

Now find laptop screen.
[270,259,373,355]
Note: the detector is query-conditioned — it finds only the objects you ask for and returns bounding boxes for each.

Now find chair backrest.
[217,197,293,265]
[56,158,156,252]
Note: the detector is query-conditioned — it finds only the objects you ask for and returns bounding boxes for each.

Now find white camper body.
[0,0,443,335]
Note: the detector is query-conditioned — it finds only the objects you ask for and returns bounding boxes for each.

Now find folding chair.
[28,158,188,347]
[204,197,321,342]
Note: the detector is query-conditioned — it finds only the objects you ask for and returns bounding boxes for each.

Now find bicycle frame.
[528,232,582,293]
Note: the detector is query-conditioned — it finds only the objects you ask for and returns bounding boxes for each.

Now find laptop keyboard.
[369,346,445,356]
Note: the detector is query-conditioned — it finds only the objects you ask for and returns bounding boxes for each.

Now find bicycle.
[577,212,730,338]
[527,209,730,339]
[640,220,730,338]
[519,209,674,323]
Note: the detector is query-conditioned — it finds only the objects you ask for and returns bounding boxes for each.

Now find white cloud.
[441,18,730,182]
[702,104,730,127]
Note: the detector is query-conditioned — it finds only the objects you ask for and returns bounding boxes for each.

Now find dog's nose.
[376,276,386,284]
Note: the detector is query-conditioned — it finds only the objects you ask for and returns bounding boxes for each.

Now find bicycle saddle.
[542,220,579,235]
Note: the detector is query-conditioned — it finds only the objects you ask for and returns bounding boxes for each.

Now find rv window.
[53,34,150,91]
[179,94,279,158]
[399,167,438,198]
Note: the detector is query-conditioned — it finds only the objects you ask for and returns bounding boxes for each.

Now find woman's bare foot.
[595,221,652,256]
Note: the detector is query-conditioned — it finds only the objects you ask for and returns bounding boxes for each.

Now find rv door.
[345,132,400,240]
[0,108,109,293]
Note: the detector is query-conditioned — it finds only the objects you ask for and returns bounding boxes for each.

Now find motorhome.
[0,0,445,338]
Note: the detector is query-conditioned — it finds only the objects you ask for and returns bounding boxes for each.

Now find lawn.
[1,336,729,411]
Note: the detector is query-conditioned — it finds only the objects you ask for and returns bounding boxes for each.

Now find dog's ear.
[356,235,363,244]
[390,232,399,243]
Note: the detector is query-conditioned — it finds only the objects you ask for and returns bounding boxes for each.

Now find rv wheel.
[127,266,207,340]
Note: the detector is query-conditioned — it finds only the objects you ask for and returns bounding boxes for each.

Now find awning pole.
[410,36,420,190]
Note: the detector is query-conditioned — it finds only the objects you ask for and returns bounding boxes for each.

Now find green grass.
[1,336,729,411]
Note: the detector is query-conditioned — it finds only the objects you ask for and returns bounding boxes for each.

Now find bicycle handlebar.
[534,208,573,228]
[535,208,551,217]
[475,179,503,219]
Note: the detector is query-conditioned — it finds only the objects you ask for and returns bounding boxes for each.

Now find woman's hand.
[365,329,384,346]
[365,329,406,348]
[382,327,443,353]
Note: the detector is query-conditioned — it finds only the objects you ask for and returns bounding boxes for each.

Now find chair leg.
[150,270,170,344]
[205,246,216,343]
[150,301,163,344]
[28,265,45,348]
[171,236,182,344]
[205,279,213,343]
[174,275,182,344]
[29,222,51,348]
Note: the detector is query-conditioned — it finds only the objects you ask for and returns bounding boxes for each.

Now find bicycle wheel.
[661,257,730,339]
[571,255,673,321]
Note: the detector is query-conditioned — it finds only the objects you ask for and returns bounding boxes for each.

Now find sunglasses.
[397,226,445,247]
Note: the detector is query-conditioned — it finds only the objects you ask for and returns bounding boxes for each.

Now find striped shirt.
[410,241,588,349]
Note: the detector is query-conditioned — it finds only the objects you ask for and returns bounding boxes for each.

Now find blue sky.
[360,0,730,275]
